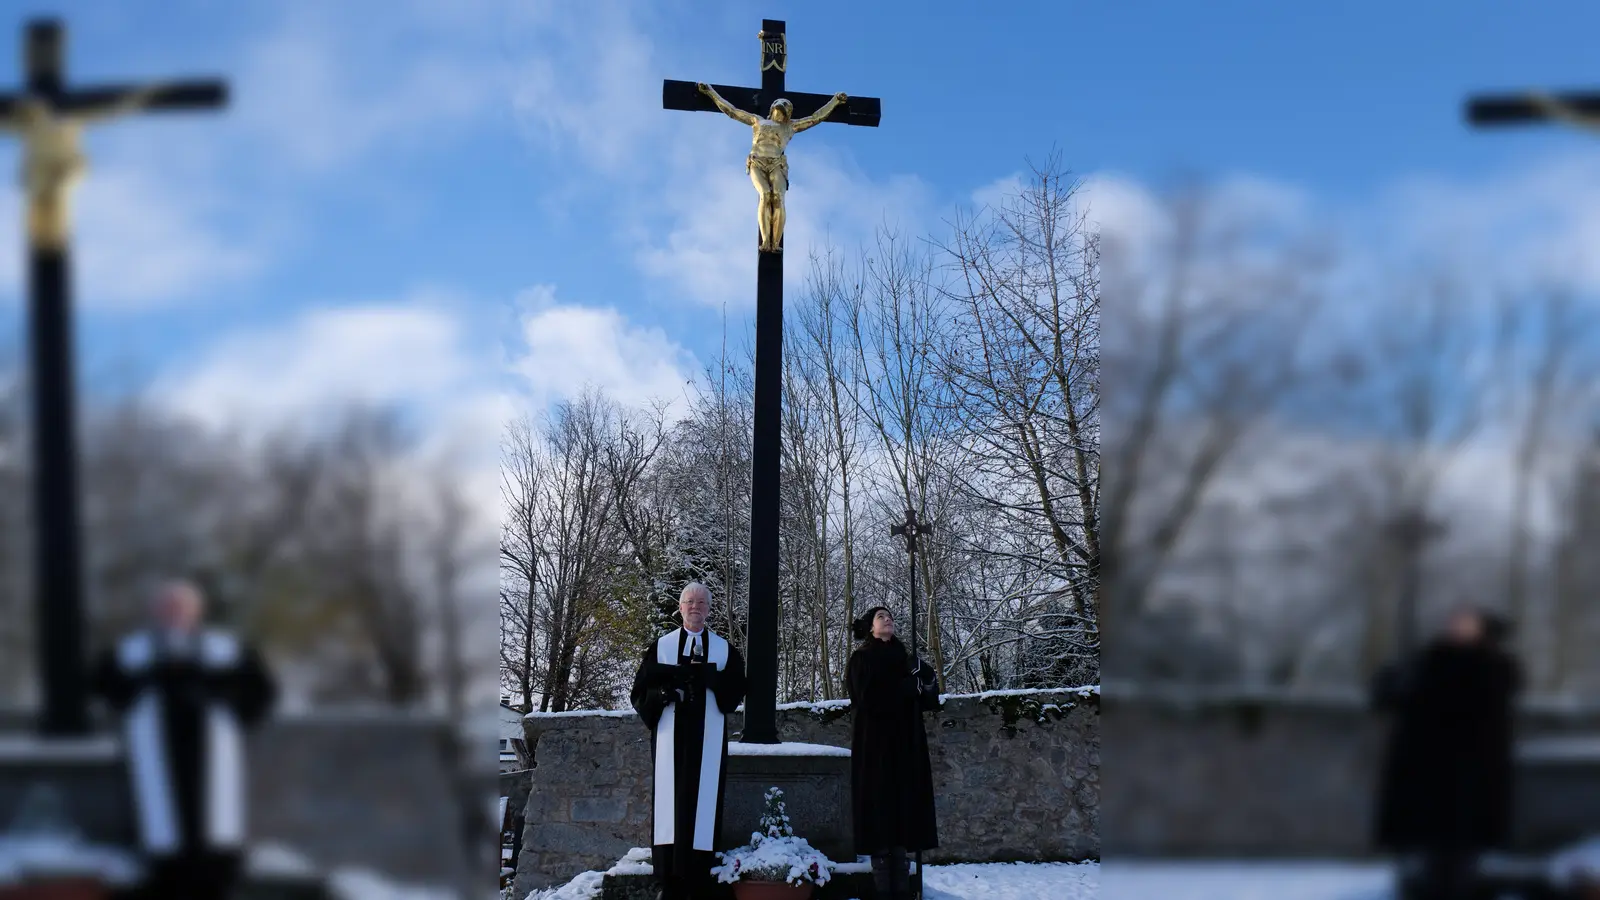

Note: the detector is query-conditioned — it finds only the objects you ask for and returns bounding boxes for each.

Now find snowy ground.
[1100,861,1393,899]
[921,861,1099,899]
[519,858,1100,900]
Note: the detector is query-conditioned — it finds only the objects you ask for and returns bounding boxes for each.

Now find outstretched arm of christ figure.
[698,83,761,126]
[1527,91,1600,133]
[791,93,848,133]
[75,85,169,124]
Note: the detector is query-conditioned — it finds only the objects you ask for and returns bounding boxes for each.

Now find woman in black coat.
[1374,606,1521,900]
[845,606,939,900]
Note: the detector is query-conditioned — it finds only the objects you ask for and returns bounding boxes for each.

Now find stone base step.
[600,871,921,900]
[232,874,332,900]
[106,875,329,900]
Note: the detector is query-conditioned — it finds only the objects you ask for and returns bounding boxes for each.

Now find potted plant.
[711,787,834,900]
[0,788,140,900]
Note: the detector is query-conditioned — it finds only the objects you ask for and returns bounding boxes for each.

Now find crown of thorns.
[769,99,793,112]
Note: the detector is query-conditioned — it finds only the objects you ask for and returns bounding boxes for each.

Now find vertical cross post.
[24,21,85,736]
[0,18,227,735]
[745,19,788,745]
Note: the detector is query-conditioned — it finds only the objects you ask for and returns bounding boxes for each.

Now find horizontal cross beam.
[1467,90,1600,126]
[0,81,227,117]
[662,79,880,127]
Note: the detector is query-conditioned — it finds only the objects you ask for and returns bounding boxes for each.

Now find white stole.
[117,629,247,853]
[653,628,729,850]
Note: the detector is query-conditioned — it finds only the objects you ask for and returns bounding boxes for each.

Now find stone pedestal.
[722,751,851,863]
[0,736,132,846]
[1516,735,1600,852]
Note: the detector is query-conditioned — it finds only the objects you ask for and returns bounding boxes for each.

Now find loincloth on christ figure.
[746,152,789,190]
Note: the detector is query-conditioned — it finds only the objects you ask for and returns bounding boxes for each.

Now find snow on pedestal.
[1550,836,1600,890]
[728,742,849,758]
[0,836,142,888]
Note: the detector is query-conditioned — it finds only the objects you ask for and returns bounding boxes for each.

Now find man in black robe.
[1374,606,1521,900]
[89,579,277,900]
[630,582,747,900]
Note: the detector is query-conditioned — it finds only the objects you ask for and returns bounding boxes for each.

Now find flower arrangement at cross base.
[710,787,834,900]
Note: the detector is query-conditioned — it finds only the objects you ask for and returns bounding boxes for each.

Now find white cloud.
[0,149,263,311]
[150,291,508,527]
[153,294,486,427]
[505,0,663,174]
[971,173,1025,213]
[1368,150,1600,292]
[235,4,506,172]
[77,168,262,308]
[1080,173,1167,249]
[506,285,697,415]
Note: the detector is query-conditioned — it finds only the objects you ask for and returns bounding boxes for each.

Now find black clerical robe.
[630,628,747,889]
[89,628,276,866]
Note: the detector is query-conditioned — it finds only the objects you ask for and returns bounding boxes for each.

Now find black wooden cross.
[0,19,227,736]
[663,19,879,744]
[1466,87,1600,129]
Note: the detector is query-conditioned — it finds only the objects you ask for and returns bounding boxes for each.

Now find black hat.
[853,606,889,641]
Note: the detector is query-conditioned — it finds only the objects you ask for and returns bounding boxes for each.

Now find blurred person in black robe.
[1374,606,1521,900]
[630,582,747,900]
[845,606,939,900]
[89,579,277,900]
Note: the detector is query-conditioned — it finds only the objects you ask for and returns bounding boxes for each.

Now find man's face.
[154,584,203,632]
[680,589,709,631]
[770,103,791,123]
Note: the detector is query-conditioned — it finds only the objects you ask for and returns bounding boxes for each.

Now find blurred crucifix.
[0,18,227,735]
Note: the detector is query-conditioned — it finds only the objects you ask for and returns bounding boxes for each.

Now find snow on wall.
[522,685,1102,722]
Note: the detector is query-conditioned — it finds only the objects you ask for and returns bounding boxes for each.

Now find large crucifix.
[664,20,879,743]
[0,19,226,735]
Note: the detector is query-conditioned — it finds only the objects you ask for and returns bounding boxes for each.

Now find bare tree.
[845,227,956,678]
[798,249,869,692]
[1101,183,1322,675]
[938,155,1100,684]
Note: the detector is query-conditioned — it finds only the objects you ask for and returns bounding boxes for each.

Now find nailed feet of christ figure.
[697,81,846,253]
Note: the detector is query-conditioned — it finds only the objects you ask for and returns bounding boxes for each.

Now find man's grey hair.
[680,582,712,604]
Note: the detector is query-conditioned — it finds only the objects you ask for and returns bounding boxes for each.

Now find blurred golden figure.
[0,86,163,247]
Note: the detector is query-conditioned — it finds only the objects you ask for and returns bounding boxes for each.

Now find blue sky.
[0,0,1597,456]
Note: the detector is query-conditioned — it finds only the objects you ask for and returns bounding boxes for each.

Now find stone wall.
[247,711,481,888]
[1102,684,1600,858]
[516,688,1098,894]
[0,706,481,890]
